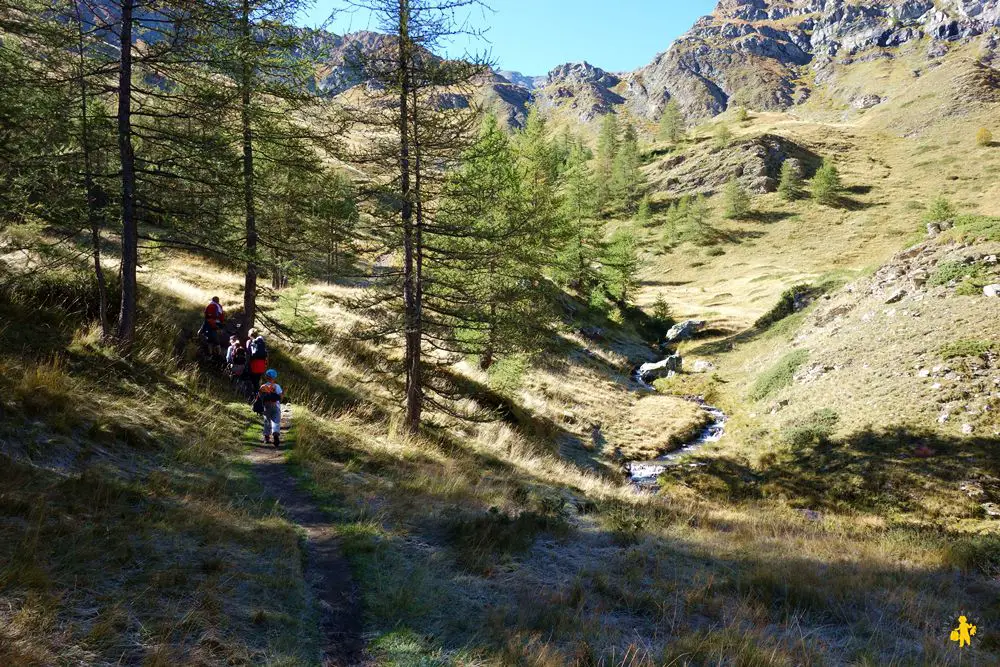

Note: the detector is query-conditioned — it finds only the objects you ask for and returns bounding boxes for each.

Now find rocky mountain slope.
[307,0,1000,128]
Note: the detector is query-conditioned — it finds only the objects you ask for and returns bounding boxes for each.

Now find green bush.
[754,284,814,329]
[944,533,1000,577]
[781,409,839,449]
[487,354,529,394]
[748,349,809,402]
[949,214,1000,242]
[940,339,998,360]
[922,195,956,223]
[927,260,986,287]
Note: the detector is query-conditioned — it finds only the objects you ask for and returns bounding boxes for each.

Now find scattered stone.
[927,222,941,238]
[918,369,930,378]
[985,255,998,265]
[885,289,906,304]
[852,94,883,109]
[960,481,985,498]
[665,320,706,343]
[962,423,975,435]
[983,284,1000,297]
[937,412,950,423]
[983,503,1000,518]
[692,360,716,374]
[912,270,929,287]
[637,355,682,381]
[932,383,943,390]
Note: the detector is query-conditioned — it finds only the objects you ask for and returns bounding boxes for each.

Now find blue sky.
[297,1,718,75]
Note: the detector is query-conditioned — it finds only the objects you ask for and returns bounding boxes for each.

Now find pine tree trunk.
[398,0,421,433]
[75,2,109,339]
[115,0,138,347]
[410,81,424,429]
[240,0,257,330]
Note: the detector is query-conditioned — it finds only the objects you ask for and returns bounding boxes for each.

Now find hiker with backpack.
[201,297,225,362]
[253,369,284,447]
[226,336,251,396]
[246,328,268,389]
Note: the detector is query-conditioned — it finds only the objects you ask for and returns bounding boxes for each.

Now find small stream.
[627,370,728,488]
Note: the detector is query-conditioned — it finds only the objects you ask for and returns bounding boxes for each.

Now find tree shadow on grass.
[742,210,797,224]
[664,426,1000,517]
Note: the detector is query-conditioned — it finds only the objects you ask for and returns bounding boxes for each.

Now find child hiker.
[254,369,284,448]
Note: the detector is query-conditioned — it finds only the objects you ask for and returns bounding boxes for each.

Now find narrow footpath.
[245,406,367,666]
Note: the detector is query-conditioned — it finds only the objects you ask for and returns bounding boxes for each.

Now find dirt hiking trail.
[245,405,367,666]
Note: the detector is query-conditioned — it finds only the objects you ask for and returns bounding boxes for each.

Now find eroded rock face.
[649,134,820,195]
[624,0,1000,122]
[532,62,626,122]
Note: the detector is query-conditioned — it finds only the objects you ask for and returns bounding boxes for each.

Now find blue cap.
[265,369,278,379]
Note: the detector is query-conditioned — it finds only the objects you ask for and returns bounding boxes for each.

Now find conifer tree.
[346,0,489,431]
[812,160,843,205]
[658,99,685,144]
[778,159,804,201]
[611,122,644,214]
[433,116,554,370]
[557,141,602,291]
[603,229,640,306]
[594,112,619,211]
[723,178,751,219]
[714,123,732,149]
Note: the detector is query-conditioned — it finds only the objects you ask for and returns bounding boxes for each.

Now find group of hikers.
[200,296,286,448]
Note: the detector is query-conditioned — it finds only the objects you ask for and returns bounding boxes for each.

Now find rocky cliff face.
[626,0,1000,121]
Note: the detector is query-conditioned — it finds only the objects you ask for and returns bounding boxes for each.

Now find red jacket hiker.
[205,297,225,330]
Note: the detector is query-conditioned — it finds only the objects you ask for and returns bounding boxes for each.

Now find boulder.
[637,355,683,381]
[665,320,706,343]
[984,284,1000,297]
[692,360,716,374]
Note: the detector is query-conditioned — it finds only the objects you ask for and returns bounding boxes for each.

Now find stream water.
[627,371,728,488]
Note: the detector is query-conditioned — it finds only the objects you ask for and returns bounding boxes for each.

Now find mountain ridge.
[307,0,999,128]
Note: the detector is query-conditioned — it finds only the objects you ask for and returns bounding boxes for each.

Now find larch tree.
[658,99,685,144]
[345,0,489,431]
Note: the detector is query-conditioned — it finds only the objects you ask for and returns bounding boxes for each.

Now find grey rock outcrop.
[623,0,1000,122]
[666,320,707,343]
[638,355,683,381]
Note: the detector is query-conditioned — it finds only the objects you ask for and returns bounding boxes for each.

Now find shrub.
[723,178,752,219]
[748,349,809,402]
[446,507,568,573]
[603,502,649,545]
[940,339,998,360]
[944,533,1000,577]
[487,354,529,394]
[735,106,749,122]
[754,284,814,329]
[811,161,842,205]
[781,409,839,449]
[922,195,956,223]
[976,127,993,147]
[927,260,986,287]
